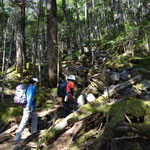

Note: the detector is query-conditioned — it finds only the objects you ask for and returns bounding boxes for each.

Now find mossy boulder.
[68,98,150,150]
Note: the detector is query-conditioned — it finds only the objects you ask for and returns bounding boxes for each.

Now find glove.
[64,95,68,102]
[30,107,36,112]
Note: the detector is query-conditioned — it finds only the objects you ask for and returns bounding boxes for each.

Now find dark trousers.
[63,97,77,117]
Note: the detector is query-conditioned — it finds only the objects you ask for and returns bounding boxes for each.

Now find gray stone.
[86,93,96,102]
[120,70,128,81]
[110,72,120,81]
[77,94,86,107]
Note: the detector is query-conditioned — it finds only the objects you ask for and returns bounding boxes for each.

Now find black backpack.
[57,79,67,97]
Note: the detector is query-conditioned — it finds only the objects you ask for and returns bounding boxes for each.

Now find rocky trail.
[1,50,150,150]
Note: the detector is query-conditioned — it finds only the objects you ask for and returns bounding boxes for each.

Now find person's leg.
[69,98,77,112]
[31,110,38,133]
[63,101,70,117]
[14,107,31,142]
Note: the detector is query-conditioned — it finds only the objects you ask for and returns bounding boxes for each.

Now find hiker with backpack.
[14,78,38,143]
[63,75,77,116]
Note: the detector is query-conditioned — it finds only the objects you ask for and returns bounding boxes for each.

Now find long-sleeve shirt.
[26,84,35,108]
[66,81,75,99]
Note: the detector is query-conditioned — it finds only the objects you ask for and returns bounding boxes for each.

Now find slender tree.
[85,0,91,54]
[33,0,42,66]
[1,0,6,74]
[73,0,84,53]
[62,0,72,53]
[1,34,14,103]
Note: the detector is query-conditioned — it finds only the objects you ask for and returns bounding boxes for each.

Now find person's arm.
[26,85,35,108]
[70,88,74,96]
[70,82,75,96]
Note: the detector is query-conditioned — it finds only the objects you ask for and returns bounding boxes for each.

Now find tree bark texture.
[1,0,6,74]
[47,0,57,87]
[33,0,42,66]
[15,0,26,73]
[85,0,91,54]
[73,0,84,53]
[62,0,71,51]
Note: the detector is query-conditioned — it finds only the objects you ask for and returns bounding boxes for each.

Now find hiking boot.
[14,134,22,143]
[71,110,76,113]
[14,138,23,144]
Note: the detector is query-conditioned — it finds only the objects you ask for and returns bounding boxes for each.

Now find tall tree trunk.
[32,37,34,64]
[132,0,137,25]
[46,0,57,87]
[2,32,6,75]
[95,11,101,40]
[1,0,6,75]
[62,0,71,52]
[110,0,115,27]
[40,1,46,63]
[85,0,91,54]
[104,0,108,30]
[33,0,42,66]
[91,0,97,39]
[1,35,14,103]
[73,0,84,53]
[37,42,41,87]
[15,0,26,74]
[42,26,46,61]
[117,0,121,28]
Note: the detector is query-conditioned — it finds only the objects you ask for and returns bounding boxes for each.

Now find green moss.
[6,65,16,74]
[132,57,150,68]
[106,53,132,69]
[36,90,53,108]
[50,88,57,93]
[41,128,57,144]
[0,106,22,122]
[70,129,97,150]
[96,99,150,143]
[70,99,150,149]
[106,52,150,70]
[130,123,150,138]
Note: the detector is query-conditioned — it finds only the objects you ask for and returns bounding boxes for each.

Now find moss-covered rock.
[68,98,150,150]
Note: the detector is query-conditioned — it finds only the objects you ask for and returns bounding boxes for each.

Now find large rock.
[110,72,120,81]
[86,93,96,102]
[77,94,87,107]
[120,70,128,81]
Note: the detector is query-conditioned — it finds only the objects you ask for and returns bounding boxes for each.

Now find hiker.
[63,75,77,116]
[14,78,38,143]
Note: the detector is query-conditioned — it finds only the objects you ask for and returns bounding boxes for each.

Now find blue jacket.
[26,84,36,108]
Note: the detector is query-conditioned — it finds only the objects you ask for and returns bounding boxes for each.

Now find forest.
[0,0,150,149]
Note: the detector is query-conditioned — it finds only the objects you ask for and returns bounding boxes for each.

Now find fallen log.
[70,120,85,142]
[38,75,142,147]
[0,133,11,144]
[103,75,142,97]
